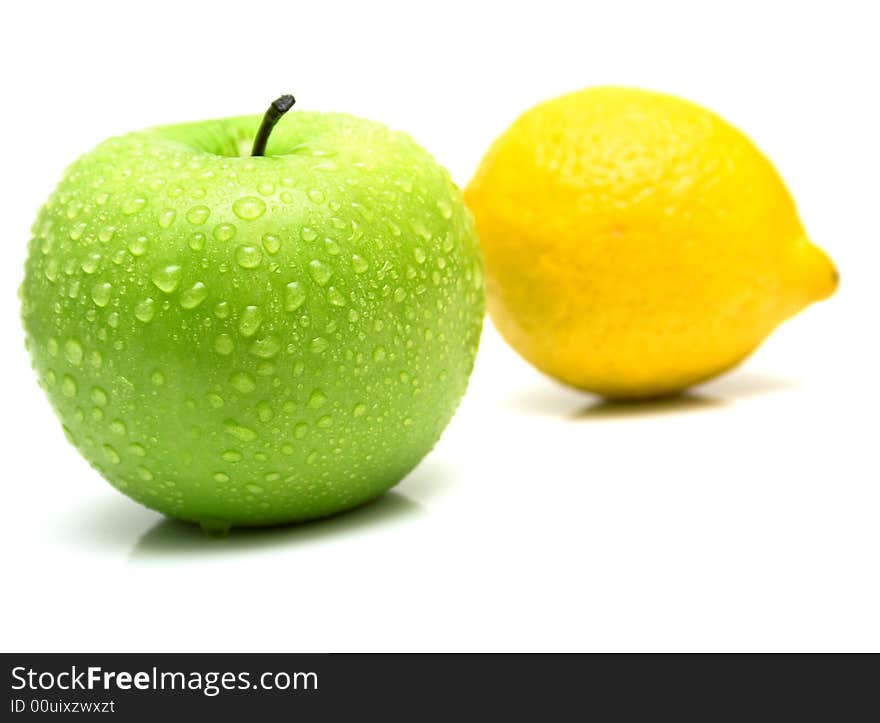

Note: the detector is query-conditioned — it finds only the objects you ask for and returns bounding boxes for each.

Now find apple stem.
[251,94,296,157]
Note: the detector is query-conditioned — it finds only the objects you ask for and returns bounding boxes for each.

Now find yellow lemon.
[465,86,838,398]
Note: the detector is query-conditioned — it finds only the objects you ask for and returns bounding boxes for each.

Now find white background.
[1,0,877,652]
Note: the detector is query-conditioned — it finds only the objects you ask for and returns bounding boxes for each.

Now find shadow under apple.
[64,456,456,557]
[130,491,422,560]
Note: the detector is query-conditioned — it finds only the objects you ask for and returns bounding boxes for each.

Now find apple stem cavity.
[251,94,296,157]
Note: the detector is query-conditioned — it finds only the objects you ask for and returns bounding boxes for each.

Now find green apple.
[20,96,484,530]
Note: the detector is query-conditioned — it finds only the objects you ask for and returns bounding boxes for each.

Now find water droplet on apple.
[103,444,121,464]
[180,281,208,309]
[437,199,453,219]
[257,182,275,196]
[80,253,100,274]
[308,188,325,204]
[229,371,256,394]
[285,282,306,311]
[90,387,108,406]
[135,298,155,322]
[129,442,146,457]
[308,259,332,286]
[414,247,427,264]
[151,265,182,293]
[308,389,327,408]
[213,472,230,483]
[214,301,230,319]
[127,235,148,256]
[314,415,331,429]
[373,346,387,362]
[238,305,262,337]
[97,225,115,244]
[64,339,84,366]
[68,222,87,241]
[122,197,147,215]
[64,201,81,220]
[327,287,346,306]
[232,196,266,220]
[224,419,257,441]
[262,233,281,254]
[188,232,206,251]
[214,334,234,355]
[158,209,176,229]
[44,259,59,282]
[393,288,407,302]
[110,418,127,435]
[301,227,317,242]
[312,160,338,173]
[222,449,243,462]
[235,245,262,269]
[213,223,237,242]
[91,282,112,307]
[185,205,210,226]
[351,254,369,273]
[151,370,166,386]
[256,400,273,422]
[472,262,483,290]
[352,403,366,417]
[310,337,329,354]
[61,374,77,397]
[137,466,154,481]
[245,483,264,495]
[249,336,280,358]
[282,399,297,414]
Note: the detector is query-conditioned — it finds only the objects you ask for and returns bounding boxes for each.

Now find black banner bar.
[3,653,878,719]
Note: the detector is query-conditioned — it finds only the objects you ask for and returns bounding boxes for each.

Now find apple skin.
[20,111,484,528]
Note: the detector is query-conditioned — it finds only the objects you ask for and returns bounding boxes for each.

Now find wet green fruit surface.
[20,111,484,528]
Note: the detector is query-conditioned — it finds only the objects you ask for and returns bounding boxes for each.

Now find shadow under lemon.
[506,371,800,420]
